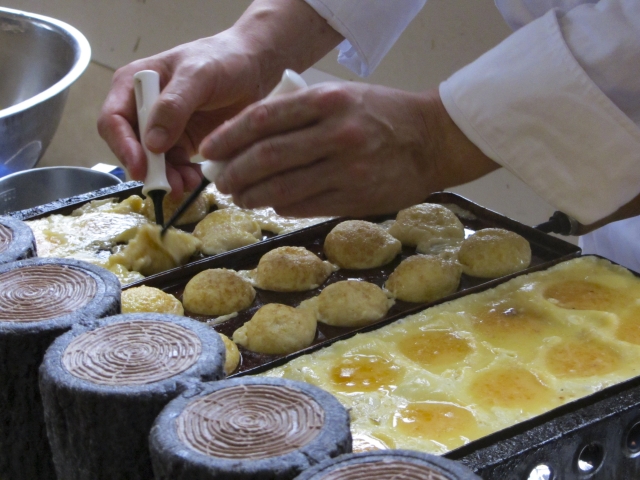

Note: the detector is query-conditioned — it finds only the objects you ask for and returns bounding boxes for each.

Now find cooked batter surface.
[263,257,640,454]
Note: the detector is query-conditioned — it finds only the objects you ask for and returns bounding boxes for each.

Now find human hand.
[97,0,343,199]
[200,83,499,217]
[98,32,263,198]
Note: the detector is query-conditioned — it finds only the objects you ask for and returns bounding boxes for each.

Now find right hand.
[98,31,264,198]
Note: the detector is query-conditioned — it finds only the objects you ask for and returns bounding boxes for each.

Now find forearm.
[419,89,500,194]
[233,0,344,95]
[441,6,640,226]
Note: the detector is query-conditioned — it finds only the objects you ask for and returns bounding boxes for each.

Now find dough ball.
[389,203,465,250]
[458,228,531,278]
[110,224,201,276]
[324,220,401,269]
[183,268,256,316]
[300,280,393,328]
[232,303,317,355]
[193,209,262,255]
[144,190,210,225]
[385,254,462,303]
[252,246,334,292]
[219,333,241,375]
[121,285,184,315]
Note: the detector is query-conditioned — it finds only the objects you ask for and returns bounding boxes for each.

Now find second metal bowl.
[0,7,91,176]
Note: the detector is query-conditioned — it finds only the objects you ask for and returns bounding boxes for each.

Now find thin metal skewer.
[160,178,209,236]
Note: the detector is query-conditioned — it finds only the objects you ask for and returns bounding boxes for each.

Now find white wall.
[8,0,512,89]
[7,0,568,233]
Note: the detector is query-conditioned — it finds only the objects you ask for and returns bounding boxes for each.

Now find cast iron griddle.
[444,256,640,479]
[124,191,580,377]
[9,185,581,376]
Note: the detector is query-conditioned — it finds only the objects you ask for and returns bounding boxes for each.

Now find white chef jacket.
[305,0,640,271]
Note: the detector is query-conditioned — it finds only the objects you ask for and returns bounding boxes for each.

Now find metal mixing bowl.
[0,166,121,214]
[0,7,91,176]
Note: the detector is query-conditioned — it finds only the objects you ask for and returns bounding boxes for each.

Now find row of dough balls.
[322,219,463,303]
[121,203,531,365]
[376,202,531,278]
[121,277,394,367]
[150,194,531,281]
[148,194,531,279]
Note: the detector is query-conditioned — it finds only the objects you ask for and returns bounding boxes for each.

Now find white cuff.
[304,0,425,76]
[440,10,640,225]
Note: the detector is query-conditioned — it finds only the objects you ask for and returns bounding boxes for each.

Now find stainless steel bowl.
[0,166,121,214]
[0,7,91,176]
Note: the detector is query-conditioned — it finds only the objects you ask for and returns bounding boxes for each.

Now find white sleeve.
[304,0,426,76]
[440,0,640,225]
[580,216,640,272]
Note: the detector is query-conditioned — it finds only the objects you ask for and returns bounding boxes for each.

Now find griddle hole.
[625,421,640,457]
[576,443,604,475]
[527,464,553,480]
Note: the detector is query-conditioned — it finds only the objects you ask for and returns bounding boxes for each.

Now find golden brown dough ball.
[219,333,241,375]
[183,268,256,316]
[458,228,531,278]
[324,220,401,269]
[232,303,317,355]
[144,190,210,225]
[121,286,184,315]
[385,254,462,303]
[388,203,465,250]
[193,209,262,255]
[300,280,393,328]
[252,246,334,292]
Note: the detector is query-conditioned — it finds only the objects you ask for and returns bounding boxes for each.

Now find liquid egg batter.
[262,256,640,455]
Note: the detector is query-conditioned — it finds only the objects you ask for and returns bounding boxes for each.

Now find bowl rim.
[0,7,91,119]
[0,165,123,185]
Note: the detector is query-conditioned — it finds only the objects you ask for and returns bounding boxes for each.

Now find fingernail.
[145,126,169,150]
[201,137,218,158]
[215,175,227,193]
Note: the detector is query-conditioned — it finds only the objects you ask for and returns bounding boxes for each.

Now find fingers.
[98,66,148,180]
[97,112,148,181]
[206,83,437,218]
[199,90,322,160]
[233,157,337,210]
[214,120,347,195]
[164,146,203,198]
[143,63,216,154]
[206,86,370,196]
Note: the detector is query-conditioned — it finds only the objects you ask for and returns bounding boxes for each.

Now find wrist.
[418,88,499,192]
[231,0,343,96]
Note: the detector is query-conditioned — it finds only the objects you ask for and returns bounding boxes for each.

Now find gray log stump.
[150,377,352,480]
[40,313,226,480]
[296,450,482,479]
[0,216,36,264]
[0,258,120,480]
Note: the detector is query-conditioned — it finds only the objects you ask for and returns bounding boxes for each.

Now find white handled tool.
[161,69,307,234]
[134,70,171,225]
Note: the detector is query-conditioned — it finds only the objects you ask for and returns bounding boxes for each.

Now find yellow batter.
[262,256,640,455]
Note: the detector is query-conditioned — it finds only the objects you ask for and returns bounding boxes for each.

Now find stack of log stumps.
[0,257,120,480]
[150,377,353,480]
[0,216,36,265]
[39,313,226,479]
[296,450,482,480]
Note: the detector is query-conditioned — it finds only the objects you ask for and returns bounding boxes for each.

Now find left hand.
[199,82,498,217]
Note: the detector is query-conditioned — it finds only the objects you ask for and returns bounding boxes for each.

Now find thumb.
[143,69,212,154]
